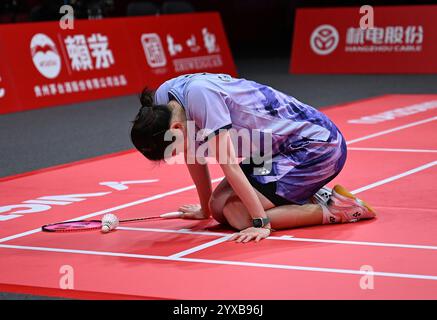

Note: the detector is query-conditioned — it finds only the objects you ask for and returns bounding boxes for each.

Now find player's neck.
[168,100,186,123]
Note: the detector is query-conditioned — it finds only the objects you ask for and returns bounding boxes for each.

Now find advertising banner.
[0,12,236,114]
[290,6,437,74]
[126,13,236,89]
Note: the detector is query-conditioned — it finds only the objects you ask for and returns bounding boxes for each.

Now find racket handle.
[160,211,183,219]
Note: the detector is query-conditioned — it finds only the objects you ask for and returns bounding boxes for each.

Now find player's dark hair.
[130,87,173,161]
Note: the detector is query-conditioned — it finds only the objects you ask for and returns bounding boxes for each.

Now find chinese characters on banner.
[125,14,235,89]
[30,32,124,100]
[290,6,437,74]
[345,26,423,51]
[0,13,236,114]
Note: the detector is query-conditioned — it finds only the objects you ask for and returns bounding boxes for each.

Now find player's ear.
[170,121,185,131]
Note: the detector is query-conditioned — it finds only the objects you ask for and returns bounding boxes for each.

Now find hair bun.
[138,104,156,127]
[140,87,155,108]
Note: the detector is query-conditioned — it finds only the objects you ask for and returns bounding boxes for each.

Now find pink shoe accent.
[327,185,376,223]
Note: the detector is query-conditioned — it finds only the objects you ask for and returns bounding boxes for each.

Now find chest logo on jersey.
[218,74,232,82]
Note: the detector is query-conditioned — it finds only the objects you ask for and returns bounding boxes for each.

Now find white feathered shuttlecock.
[101,213,119,233]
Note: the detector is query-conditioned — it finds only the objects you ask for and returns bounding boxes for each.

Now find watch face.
[253,218,262,228]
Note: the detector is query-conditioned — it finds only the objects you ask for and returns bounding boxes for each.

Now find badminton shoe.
[311,186,332,206]
[326,185,376,223]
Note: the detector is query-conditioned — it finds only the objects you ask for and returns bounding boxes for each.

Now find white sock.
[321,205,341,224]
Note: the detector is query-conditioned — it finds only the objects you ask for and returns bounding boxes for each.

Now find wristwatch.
[252,217,270,228]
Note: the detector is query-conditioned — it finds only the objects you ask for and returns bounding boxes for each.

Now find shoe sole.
[332,185,376,217]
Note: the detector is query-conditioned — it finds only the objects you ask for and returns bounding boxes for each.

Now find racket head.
[42,220,102,232]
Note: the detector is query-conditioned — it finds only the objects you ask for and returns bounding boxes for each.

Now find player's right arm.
[180,159,212,220]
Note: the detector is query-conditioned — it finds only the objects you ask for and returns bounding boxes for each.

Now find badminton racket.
[41,212,183,233]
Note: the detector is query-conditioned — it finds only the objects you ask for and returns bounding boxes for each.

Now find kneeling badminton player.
[130,73,376,243]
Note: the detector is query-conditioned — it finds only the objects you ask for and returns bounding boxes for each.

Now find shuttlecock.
[101,213,119,233]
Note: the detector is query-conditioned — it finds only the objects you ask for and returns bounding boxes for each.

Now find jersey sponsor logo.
[218,74,231,82]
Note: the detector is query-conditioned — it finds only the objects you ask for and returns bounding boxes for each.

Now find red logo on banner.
[290,6,437,74]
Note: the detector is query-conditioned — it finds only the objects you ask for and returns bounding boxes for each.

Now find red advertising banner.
[0,40,17,109]
[290,6,437,74]
[0,19,139,113]
[0,12,236,114]
[126,14,236,89]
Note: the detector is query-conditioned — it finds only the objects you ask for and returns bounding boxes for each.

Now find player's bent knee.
[208,195,227,224]
[222,195,252,230]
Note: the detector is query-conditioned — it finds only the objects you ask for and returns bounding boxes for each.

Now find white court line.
[118,226,226,237]
[0,243,436,281]
[347,116,437,145]
[169,236,232,258]
[351,160,437,195]
[348,147,437,153]
[0,177,224,244]
[117,226,437,251]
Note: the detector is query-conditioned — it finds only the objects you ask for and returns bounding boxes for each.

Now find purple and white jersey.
[154,73,345,201]
[155,72,341,152]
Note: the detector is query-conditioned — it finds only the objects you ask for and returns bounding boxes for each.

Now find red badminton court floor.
[0,94,436,299]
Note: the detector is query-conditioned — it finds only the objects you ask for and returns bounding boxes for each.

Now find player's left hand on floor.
[229,227,271,243]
